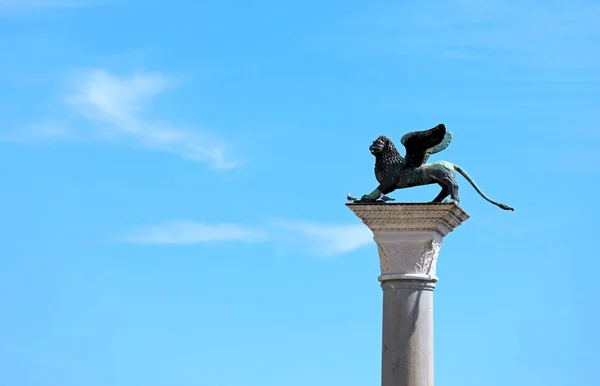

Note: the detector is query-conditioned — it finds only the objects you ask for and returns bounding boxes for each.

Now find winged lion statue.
[358,123,514,211]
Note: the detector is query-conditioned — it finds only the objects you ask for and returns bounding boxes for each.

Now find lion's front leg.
[360,188,381,201]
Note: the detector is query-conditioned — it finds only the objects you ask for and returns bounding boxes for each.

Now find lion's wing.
[422,131,452,164]
[400,124,447,167]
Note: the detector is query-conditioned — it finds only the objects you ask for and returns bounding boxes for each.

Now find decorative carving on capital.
[375,238,442,280]
[346,203,469,237]
[417,240,441,275]
[377,243,392,274]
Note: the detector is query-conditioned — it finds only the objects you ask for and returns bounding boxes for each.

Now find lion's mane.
[374,135,403,183]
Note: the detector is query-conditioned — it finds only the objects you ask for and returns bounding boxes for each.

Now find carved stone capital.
[346,203,469,282]
[375,235,442,281]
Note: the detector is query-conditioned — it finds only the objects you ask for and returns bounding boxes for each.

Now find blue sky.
[0,0,598,385]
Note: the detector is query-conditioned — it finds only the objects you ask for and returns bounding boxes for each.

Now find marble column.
[346,203,469,386]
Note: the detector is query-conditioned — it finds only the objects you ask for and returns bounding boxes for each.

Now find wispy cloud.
[66,69,239,169]
[66,69,172,126]
[11,69,240,169]
[272,220,374,256]
[357,0,600,68]
[124,219,375,256]
[125,221,268,244]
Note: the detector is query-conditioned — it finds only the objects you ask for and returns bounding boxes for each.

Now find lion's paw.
[443,199,459,205]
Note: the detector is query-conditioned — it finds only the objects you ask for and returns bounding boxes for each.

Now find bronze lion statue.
[360,123,514,211]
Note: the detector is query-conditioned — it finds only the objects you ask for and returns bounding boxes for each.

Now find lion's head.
[370,135,401,160]
[370,135,403,182]
[369,135,389,155]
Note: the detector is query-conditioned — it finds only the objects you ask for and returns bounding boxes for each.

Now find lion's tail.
[453,164,514,211]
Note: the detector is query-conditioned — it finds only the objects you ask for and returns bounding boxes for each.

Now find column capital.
[346,203,469,282]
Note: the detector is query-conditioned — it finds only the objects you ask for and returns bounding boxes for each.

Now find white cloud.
[124,219,375,256]
[66,70,171,125]
[272,220,374,256]
[125,221,268,244]
[15,69,240,169]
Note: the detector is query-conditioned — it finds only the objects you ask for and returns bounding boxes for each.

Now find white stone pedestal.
[346,203,469,386]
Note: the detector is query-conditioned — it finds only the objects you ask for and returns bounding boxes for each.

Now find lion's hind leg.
[442,175,460,205]
[430,166,460,205]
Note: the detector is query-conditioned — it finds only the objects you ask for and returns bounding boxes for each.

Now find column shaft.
[381,280,435,386]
